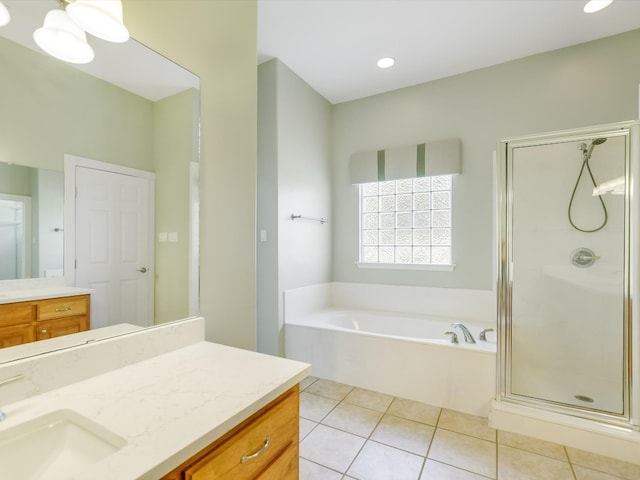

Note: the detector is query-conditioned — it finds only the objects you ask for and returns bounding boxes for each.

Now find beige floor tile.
[322,402,383,437]
[573,465,626,480]
[420,459,492,479]
[344,387,395,412]
[299,424,366,473]
[387,397,441,425]
[347,440,425,480]
[300,392,339,422]
[299,458,343,480]
[497,430,566,461]
[438,409,496,442]
[566,448,640,480]
[428,429,496,478]
[371,414,435,456]
[498,444,573,480]
[300,417,317,441]
[300,375,319,391]
[305,379,354,401]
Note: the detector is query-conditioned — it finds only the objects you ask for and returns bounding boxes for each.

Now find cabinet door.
[36,316,87,340]
[0,323,35,348]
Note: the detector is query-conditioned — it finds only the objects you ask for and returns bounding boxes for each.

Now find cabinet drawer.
[37,295,88,321]
[0,302,34,327]
[186,389,299,480]
[256,443,298,480]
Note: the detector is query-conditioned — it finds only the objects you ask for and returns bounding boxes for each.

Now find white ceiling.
[1,0,199,101]
[257,0,640,104]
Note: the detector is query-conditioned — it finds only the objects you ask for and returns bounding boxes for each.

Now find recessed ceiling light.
[583,0,614,13]
[377,57,395,69]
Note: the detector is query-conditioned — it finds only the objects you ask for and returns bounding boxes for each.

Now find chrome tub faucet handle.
[479,328,494,341]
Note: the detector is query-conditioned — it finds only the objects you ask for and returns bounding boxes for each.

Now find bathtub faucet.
[451,323,476,344]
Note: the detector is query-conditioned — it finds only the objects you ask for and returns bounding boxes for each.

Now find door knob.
[137,267,147,273]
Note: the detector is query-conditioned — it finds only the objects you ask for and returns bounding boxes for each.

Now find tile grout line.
[565,445,578,480]
[337,388,397,479]
[301,379,634,480]
[416,406,444,480]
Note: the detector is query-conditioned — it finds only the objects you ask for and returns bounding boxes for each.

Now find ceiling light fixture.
[377,57,395,69]
[583,0,614,13]
[66,0,129,43]
[33,9,95,64]
[0,1,10,27]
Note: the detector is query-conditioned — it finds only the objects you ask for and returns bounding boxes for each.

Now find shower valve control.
[570,248,600,268]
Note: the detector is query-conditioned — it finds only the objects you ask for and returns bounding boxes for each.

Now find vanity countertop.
[0,341,311,480]
[0,286,94,304]
[0,323,145,364]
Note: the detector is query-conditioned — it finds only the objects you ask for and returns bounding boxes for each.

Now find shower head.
[581,137,607,160]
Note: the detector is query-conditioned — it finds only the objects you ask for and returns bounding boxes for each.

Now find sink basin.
[0,410,126,480]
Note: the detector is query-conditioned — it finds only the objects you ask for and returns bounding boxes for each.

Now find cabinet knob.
[41,329,47,334]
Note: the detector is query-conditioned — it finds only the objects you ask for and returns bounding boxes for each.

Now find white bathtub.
[285,308,496,416]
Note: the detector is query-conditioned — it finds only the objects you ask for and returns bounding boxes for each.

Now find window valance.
[349,138,461,184]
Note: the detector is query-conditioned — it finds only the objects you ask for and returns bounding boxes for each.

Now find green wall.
[332,29,640,291]
[0,35,195,324]
[257,59,332,356]
[126,0,259,350]
[153,89,197,324]
[0,164,34,196]
[0,37,153,172]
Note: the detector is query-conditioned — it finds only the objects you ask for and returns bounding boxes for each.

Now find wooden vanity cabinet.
[0,295,90,347]
[161,385,300,480]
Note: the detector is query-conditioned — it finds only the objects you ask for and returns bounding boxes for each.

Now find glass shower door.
[500,127,630,421]
[0,194,30,280]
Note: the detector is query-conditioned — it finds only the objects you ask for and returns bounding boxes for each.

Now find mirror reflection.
[0,164,63,281]
[0,0,200,360]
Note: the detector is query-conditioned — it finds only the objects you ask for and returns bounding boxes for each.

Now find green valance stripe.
[377,150,385,181]
[417,143,426,177]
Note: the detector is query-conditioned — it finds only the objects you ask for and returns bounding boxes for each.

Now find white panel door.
[75,166,153,328]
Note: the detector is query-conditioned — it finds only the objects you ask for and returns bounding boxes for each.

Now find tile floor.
[298,377,640,480]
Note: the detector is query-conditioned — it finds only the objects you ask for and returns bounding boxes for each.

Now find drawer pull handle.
[41,329,47,334]
[54,307,72,312]
[240,435,271,464]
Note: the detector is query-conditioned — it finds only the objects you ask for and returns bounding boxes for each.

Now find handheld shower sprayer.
[579,137,607,161]
[569,137,608,233]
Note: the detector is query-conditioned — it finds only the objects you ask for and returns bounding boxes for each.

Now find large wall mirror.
[0,1,200,361]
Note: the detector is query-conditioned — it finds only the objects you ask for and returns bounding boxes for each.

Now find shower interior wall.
[509,136,627,414]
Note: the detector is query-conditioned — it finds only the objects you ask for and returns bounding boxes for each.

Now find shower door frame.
[497,120,640,429]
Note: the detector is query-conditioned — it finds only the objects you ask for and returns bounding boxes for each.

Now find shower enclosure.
[497,121,639,428]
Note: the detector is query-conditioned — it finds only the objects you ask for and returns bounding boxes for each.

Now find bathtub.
[285,308,496,416]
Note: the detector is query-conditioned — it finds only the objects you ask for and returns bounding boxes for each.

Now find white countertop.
[0,323,145,364]
[0,341,311,479]
[0,286,94,304]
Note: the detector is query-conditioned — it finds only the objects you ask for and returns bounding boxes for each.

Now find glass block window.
[360,176,452,265]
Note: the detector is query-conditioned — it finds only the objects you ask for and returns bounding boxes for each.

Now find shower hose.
[567,155,608,233]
